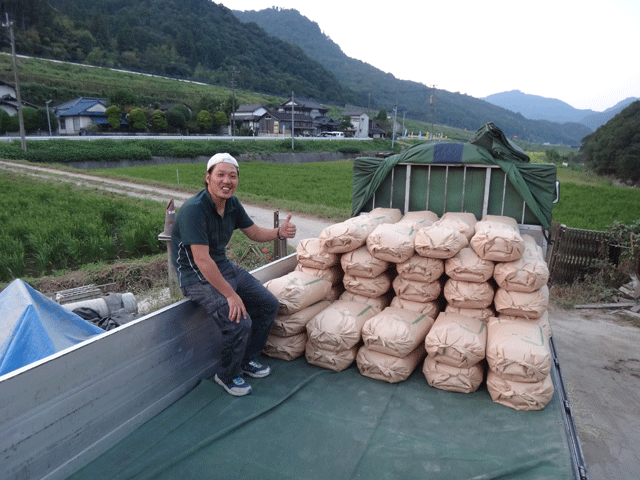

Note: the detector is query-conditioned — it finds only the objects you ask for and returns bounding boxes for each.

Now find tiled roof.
[57,98,106,117]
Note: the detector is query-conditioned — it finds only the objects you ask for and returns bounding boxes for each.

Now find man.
[171,153,296,396]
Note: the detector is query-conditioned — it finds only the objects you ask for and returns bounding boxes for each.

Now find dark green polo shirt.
[170,190,254,287]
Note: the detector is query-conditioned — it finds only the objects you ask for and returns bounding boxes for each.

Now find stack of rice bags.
[305,208,403,371]
[486,232,554,410]
[357,211,440,383]
[423,311,487,393]
[295,237,345,301]
[436,213,496,321]
[263,268,332,361]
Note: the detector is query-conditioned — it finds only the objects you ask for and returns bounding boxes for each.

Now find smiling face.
[206,162,239,204]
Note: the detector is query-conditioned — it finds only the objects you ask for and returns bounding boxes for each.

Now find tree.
[212,110,227,128]
[0,110,12,134]
[339,115,352,132]
[151,109,168,132]
[105,105,122,130]
[21,107,42,133]
[168,104,191,123]
[109,89,136,108]
[196,110,213,131]
[580,100,640,183]
[128,108,148,131]
[165,109,186,132]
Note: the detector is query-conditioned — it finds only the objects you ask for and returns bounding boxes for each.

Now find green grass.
[552,182,640,230]
[92,159,356,220]
[89,158,640,231]
[0,172,164,281]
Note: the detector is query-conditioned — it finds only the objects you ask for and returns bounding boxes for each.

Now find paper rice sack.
[493,255,549,293]
[340,290,392,315]
[422,356,485,393]
[270,300,331,337]
[390,296,440,319]
[306,300,377,351]
[493,285,549,319]
[263,332,307,361]
[265,271,332,315]
[343,271,394,299]
[445,247,494,283]
[357,344,426,383]
[341,246,389,278]
[296,264,344,285]
[414,224,469,259]
[424,311,487,368]
[361,307,435,358]
[392,276,441,303]
[305,341,358,372]
[486,370,554,411]
[470,215,525,262]
[296,237,339,269]
[397,210,439,229]
[437,212,477,240]
[396,255,444,283]
[366,223,417,263]
[443,278,494,309]
[486,317,551,383]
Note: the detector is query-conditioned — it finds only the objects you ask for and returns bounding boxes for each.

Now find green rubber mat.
[69,356,573,480]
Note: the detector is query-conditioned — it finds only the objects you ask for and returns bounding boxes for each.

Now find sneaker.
[241,359,271,378]
[214,374,252,396]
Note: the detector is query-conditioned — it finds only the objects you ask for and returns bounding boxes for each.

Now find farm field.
[1,157,638,288]
[92,160,640,231]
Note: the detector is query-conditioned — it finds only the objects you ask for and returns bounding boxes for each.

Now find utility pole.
[430,84,436,140]
[391,103,398,148]
[46,100,52,136]
[3,14,26,151]
[291,91,294,150]
[231,68,238,138]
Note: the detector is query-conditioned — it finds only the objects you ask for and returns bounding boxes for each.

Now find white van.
[321,131,344,138]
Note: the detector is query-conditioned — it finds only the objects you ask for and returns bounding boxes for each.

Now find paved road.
[0,160,333,246]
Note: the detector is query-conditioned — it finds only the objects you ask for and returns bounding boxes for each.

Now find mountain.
[233,8,591,145]
[579,98,640,131]
[8,0,354,105]
[5,1,591,144]
[483,90,639,130]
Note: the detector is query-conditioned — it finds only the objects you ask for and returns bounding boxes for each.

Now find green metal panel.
[368,162,543,226]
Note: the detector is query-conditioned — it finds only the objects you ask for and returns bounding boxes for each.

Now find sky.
[217,0,640,112]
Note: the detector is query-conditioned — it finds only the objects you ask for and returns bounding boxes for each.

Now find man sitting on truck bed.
[170,153,297,396]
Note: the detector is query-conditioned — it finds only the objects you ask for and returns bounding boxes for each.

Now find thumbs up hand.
[278,213,297,239]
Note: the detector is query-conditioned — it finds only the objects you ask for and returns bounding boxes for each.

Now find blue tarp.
[0,279,105,376]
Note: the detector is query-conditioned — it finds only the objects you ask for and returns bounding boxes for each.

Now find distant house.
[232,98,339,136]
[275,97,332,136]
[232,104,270,133]
[368,122,387,139]
[342,108,370,139]
[0,80,38,116]
[56,97,110,135]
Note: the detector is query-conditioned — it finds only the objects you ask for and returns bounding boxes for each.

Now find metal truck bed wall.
[0,256,297,480]
[363,162,548,252]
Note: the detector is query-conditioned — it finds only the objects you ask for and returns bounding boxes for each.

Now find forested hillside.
[234,7,592,145]
[0,0,359,105]
[580,100,640,183]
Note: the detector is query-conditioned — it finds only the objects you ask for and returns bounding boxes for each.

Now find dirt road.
[0,160,332,245]
[4,160,639,479]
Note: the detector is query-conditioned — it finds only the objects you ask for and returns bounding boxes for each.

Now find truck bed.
[1,255,584,480]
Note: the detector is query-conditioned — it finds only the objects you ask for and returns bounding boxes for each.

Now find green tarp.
[69,357,573,480]
[352,123,556,230]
